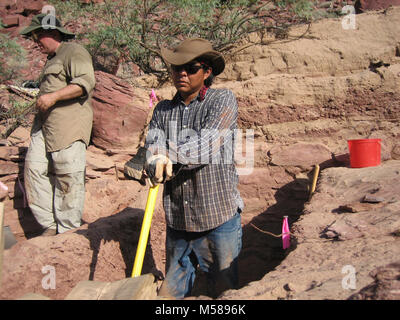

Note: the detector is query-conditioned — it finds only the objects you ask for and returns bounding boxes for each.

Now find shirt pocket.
[43,63,64,77]
[40,63,66,93]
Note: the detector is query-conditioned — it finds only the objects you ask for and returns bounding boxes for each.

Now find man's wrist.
[50,91,60,104]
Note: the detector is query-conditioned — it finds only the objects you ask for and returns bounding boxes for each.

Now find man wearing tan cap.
[20,14,95,236]
[144,38,243,298]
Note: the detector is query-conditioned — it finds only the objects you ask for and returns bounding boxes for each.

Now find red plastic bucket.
[347,139,381,168]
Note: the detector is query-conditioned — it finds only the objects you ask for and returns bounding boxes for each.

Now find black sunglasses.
[171,63,208,75]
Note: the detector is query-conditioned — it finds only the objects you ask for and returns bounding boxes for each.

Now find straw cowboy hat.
[20,13,75,40]
[161,38,225,75]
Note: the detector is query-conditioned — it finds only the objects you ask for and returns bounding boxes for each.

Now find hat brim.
[19,25,75,40]
[161,47,225,76]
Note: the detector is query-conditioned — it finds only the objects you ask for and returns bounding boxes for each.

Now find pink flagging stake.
[149,89,157,108]
[282,216,290,249]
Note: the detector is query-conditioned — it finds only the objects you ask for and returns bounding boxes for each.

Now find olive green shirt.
[33,42,95,152]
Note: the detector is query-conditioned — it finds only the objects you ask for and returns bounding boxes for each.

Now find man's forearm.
[36,84,84,112]
[52,84,84,102]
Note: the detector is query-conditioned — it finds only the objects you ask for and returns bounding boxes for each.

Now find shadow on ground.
[238,179,309,288]
[75,207,162,280]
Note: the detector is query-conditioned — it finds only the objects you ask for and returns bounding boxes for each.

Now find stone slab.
[65,273,157,300]
[17,293,51,300]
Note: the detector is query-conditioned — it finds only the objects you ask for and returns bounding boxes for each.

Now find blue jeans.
[158,211,242,299]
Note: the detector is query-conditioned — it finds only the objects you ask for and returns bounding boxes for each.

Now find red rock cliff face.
[356,0,400,12]
[0,0,44,36]
[91,71,151,151]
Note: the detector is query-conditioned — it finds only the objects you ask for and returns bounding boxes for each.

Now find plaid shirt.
[145,87,243,232]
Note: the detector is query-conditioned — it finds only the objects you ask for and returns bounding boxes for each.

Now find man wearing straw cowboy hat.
[144,38,243,298]
[19,13,95,236]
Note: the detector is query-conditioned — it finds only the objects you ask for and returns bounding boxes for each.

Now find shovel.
[131,184,160,277]
[124,147,159,277]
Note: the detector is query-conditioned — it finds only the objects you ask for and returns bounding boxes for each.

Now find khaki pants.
[24,130,87,234]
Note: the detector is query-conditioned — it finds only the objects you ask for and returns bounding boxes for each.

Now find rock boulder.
[356,0,400,12]
[91,71,151,151]
[349,262,400,300]
[0,207,161,300]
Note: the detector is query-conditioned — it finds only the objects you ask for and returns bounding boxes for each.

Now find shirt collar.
[172,85,210,104]
[47,42,64,60]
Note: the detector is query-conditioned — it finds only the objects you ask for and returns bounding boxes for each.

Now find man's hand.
[36,92,58,112]
[145,154,173,186]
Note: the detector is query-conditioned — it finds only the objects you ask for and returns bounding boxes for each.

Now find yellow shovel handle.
[131,184,159,277]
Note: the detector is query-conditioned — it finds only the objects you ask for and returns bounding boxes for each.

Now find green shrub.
[42,0,319,81]
[0,22,27,82]
[83,0,316,80]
